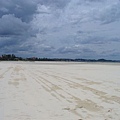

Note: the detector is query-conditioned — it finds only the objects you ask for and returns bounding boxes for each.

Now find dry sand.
[0,61,120,120]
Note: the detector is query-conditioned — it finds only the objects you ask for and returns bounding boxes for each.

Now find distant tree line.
[0,54,17,61]
[0,54,119,62]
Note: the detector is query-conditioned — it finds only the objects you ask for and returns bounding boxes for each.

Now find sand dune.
[0,61,120,120]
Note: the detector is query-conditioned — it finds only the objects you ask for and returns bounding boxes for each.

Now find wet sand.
[0,61,120,120]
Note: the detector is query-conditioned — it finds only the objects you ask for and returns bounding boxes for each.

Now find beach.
[0,61,120,120]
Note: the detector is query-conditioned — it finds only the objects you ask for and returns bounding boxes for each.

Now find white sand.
[0,61,120,120]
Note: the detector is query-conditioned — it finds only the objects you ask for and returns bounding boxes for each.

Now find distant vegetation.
[0,54,120,62]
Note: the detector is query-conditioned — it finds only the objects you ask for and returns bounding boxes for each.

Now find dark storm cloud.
[0,0,38,54]
[0,14,29,36]
[0,0,40,22]
[0,13,34,54]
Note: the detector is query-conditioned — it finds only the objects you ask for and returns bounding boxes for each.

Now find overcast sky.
[0,0,120,60]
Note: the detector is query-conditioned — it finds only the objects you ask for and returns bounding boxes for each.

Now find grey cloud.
[0,0,40,22]
[98,2,120,24]
[34,44,55,52]
[77,35,120,45]
[0,0,38,54]
[100,50,120,60]
[39,0,70,9]
[78,36,106,45]
[0,14,29,36]
[77,0,104,5]
[0,36,35,55]
[0,14,33,52]
[58,45,95,54]
[0,36,26,51]
[65,0,120,25]
[85,0,104,1]
[57,45,97,59]
[58,46,80,54]
[0,0,120,59]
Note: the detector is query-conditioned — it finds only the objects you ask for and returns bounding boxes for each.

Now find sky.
[0,0,120,60]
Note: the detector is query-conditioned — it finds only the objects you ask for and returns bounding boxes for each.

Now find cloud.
[0,0,40,22]
[95,2,120,24]
[38,0,70,9]
[0,0,120,59]
[0,14,33,49]
[0,14,29,36]
[57,45,97,59]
